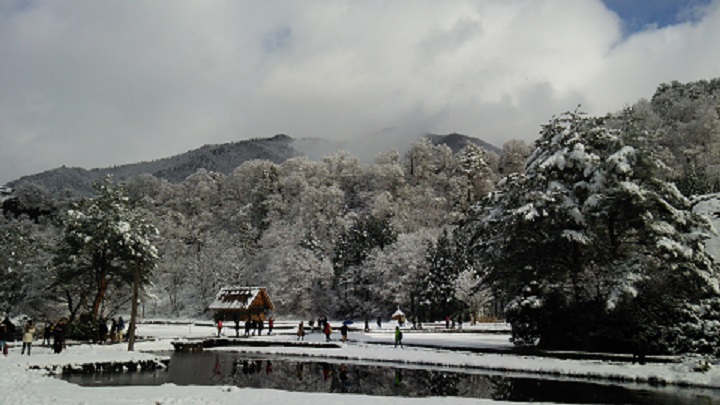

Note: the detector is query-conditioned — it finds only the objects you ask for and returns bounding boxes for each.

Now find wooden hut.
[209,286,274,322]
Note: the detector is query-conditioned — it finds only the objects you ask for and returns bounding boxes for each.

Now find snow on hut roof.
[208,286,273,311]
[392,308,405,317]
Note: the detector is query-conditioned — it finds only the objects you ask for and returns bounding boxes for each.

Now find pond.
[61,352,720,404]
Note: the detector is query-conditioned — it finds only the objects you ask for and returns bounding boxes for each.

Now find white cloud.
[1,0,719,184]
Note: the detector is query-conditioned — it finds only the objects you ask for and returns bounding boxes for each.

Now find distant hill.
[8,134,299,195]
[426,133,502,155]
[7,133,499,195]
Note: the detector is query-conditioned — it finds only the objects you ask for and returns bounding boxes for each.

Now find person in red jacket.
[324,322,332,342]
[216,319,223,337]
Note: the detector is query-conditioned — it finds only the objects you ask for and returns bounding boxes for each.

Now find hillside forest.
[2,78,720,355]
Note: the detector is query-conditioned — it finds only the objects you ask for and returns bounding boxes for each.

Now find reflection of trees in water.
[72,353,717,403]
[488,376,515,401]
[423,371,460,397]
[180,353,510,399]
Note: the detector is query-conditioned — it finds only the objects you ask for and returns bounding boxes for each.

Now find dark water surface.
[62,351,720,404]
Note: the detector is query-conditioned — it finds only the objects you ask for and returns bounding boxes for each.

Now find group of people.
[243,318,265,337]
[37,319,67,354]
[218,316,275,338]
[0,316,68,356]
[443,315,466,330]
[297,315,333,341]
[295,317,353,343]
[97,317,126,344]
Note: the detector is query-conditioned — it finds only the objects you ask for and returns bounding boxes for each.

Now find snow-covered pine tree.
[456,142,498,207]
[0,220,38,314]
[420,229,461,321]
[461,110,720,354]
[333,214,398,318]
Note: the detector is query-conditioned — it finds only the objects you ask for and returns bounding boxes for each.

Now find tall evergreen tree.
[333,214,397,317]
[421,229,461,320]
[461,111,719,353]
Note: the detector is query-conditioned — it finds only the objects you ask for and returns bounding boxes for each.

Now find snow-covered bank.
[1,322,718,404]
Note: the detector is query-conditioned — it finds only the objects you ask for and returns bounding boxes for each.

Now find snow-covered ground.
[2,320,719,404]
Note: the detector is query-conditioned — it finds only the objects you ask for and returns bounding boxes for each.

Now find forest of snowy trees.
[2,78,720,355]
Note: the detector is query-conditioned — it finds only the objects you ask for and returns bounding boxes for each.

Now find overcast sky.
[1,0,719,185]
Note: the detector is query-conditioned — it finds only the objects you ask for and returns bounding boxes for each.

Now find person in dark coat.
[0,324,8,356]
[53,320,66,354]
[632,334,647,365]
[340,323,348,342]
[98,319,109,344]
[258,319,264,336]
[244,319,251,337]
[42,322,53,346]
[268,317,274,335]
[233,314,240,337]
[117,317,125,341]
[2,317,15,342]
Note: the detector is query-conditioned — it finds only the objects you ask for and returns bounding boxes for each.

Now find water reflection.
[61,352,720,404]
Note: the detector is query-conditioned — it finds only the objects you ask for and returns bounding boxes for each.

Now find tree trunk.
[127,261,140,351]
[92,278,108,321]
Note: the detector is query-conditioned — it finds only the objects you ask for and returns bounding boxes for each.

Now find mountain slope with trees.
[6,133,500,196]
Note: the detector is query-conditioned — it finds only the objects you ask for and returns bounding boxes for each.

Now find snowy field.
[1,320,719,405]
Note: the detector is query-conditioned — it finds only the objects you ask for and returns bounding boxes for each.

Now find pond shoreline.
[212,345,704,389]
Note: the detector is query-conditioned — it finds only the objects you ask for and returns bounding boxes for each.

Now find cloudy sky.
[1,0,719,185]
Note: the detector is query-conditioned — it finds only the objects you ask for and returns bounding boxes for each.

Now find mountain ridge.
[7,133,499,195]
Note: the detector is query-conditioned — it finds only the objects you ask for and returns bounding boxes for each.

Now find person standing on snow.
[340,323,348,342]
[297,321,305,341]
[0,324,8,356]
[21,320,35,356]
[2,317,15,343]
[98,319,109,344]
[53,319,66,354]
[394,326,403,349]
[117,317,125,341]
[42,322,52,346]
[216,318,223,337]
[323,322,332,342]
[244,318,251,337]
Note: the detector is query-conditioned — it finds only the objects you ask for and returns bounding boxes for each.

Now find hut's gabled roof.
[208,286,274,311]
